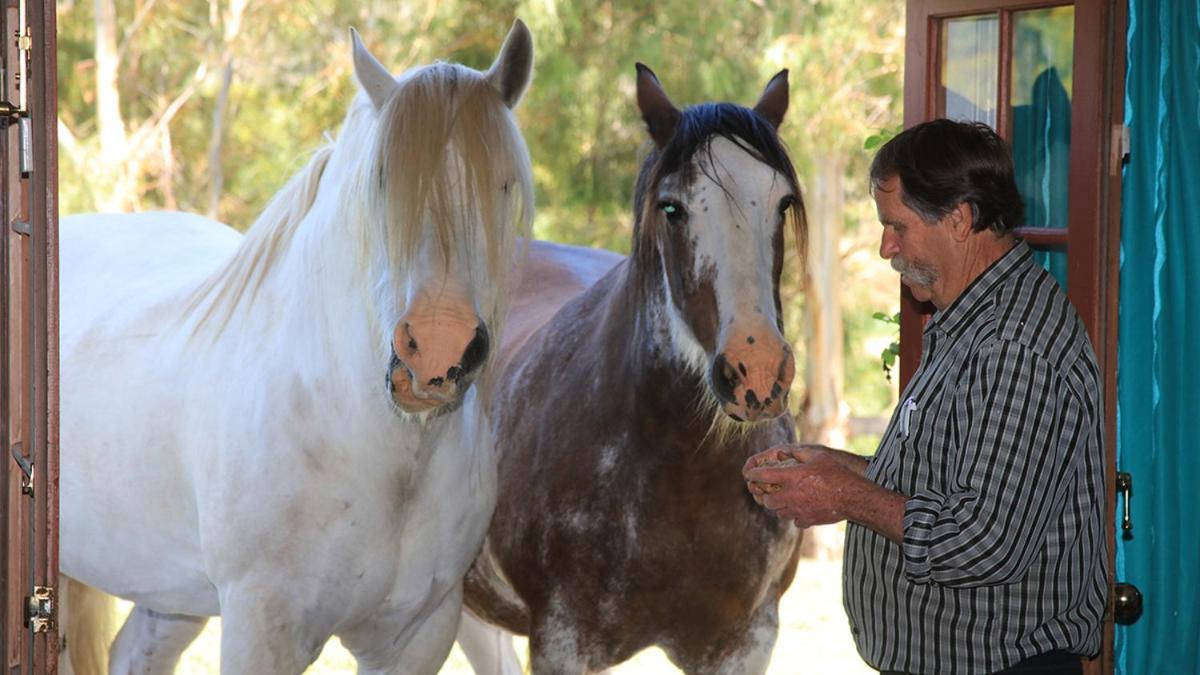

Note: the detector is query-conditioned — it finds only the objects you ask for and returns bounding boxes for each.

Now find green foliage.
[863,123,904,151]
[873,311,901,382]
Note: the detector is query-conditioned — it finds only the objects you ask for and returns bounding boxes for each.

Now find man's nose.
[879,228,899,259]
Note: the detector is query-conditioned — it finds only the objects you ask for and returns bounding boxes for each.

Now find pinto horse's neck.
[593,258,726,443]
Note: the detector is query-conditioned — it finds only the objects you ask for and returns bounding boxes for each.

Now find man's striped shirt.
[844,241,1108,674]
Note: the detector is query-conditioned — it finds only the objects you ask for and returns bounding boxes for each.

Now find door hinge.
[25,585,55,633]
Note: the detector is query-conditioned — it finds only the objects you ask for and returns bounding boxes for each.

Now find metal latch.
[25,585,54,633]
[18,115,31,174]
[11,442,34,497]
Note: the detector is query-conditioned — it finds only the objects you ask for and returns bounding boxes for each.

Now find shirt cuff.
[901,491,945,584]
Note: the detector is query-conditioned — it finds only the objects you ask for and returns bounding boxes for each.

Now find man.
[744,119,1107,675]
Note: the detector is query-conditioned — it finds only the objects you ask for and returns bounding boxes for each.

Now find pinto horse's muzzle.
[709,323,794,423]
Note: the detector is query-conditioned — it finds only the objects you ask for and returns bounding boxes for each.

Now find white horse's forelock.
[347,62,534,399]
[180,61,534,402]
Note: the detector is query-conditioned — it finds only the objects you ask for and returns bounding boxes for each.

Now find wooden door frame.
[3,0,59,671]
[902,1,1125,672]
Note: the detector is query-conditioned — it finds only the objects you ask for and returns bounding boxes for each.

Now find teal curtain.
[1116,0,1200,673]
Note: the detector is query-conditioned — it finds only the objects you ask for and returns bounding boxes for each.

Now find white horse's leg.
[456,609,523,675]
[347,586,464,675]
[217,589,328,675]
[109,606,207,675]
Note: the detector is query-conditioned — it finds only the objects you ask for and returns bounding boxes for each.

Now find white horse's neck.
[183,99,406,441]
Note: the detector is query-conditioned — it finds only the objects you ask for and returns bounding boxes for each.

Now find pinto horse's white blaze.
[653,137,796,422]
[59,19,534,675]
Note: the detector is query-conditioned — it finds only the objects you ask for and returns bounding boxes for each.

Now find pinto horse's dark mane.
[631,101,806,268]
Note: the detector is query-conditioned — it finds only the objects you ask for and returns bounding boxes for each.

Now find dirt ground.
[164,528,874,674]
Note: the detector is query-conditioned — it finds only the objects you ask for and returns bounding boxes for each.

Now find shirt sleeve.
[900,340,1086,587]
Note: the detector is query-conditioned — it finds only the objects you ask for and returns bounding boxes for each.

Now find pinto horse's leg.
[455,609,523,675]
[527,615,590,675]
[667,602,780,675]
[108,606,207,675]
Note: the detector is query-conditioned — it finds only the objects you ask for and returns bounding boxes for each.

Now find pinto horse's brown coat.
[464,68,804,674]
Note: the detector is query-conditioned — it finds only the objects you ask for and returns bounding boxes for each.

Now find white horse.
[59,21,533,674]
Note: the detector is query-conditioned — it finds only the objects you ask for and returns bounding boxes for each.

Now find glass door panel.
[1011,6,1075,288]
[939,14,999,127]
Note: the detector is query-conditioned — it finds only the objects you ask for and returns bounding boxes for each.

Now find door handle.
[1117,471,1133,539]
[1114,582,1143,625]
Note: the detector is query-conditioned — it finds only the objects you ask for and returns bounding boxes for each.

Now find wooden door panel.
[2,0,58,672]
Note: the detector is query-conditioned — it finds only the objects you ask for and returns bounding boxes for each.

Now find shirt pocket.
[896,395,949,497]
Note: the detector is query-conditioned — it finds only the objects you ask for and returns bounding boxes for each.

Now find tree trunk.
[93,0,124,158]
[802,151,848,449]
[206,58,233,219]
[799,151,850,561]
[206,0,247,219]
[94,0,136,211]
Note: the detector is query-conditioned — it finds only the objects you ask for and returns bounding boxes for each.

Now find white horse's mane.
[183,61,534,346]
[182,143,335,338]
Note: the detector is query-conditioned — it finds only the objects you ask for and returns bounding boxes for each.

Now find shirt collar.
[925,239,1030,337]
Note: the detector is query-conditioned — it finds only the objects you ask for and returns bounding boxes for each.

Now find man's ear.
[947,202,974,242]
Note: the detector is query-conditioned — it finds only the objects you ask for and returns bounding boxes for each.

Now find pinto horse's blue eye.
[658,201,686,225]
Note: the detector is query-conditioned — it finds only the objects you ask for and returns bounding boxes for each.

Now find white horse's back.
[61,212,240,338]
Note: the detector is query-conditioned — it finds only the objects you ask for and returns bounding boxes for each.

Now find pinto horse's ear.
[636,63,681,149]
[486,19,534,109]
[350,28,397,110]
[753,69,789,129]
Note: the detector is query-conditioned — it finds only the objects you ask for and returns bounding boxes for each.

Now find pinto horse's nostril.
[744,389,761,411]
[710,354,739,405]
[458,324,491,377]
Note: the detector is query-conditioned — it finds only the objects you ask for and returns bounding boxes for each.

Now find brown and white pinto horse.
[458,65,806,674]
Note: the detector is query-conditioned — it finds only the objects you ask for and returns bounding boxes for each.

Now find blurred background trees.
[57,0,904,456]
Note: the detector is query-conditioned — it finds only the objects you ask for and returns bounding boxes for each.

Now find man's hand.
[742,444,870,528]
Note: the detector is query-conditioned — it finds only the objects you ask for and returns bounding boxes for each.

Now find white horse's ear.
[636,63,681,149]
[485,19,534,109]
[753,69,789,129]
[350,27,396,110]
